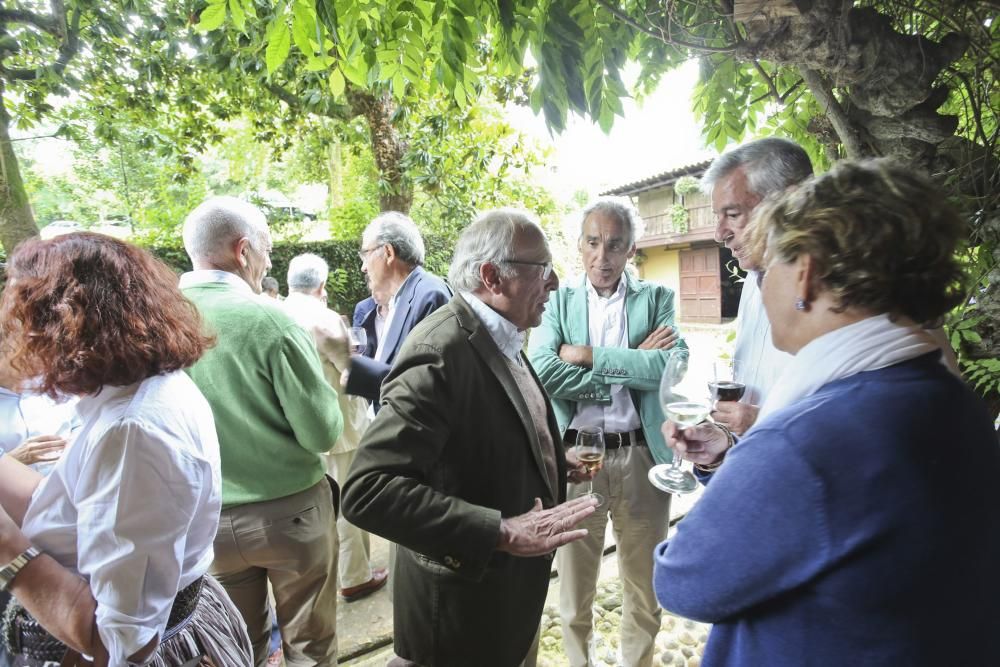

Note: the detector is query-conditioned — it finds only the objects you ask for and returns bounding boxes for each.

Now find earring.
[794,297,807,311]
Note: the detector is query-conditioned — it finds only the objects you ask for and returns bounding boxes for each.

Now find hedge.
[150,236,456,316]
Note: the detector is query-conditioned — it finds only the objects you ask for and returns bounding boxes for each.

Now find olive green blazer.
[343,294,566,667]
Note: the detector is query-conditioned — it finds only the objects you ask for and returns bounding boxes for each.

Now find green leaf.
[292,3,316,57]
[195,0,228,33]
[266,20,292,75]
[228,0,246,31]
[961,330,982,343]
[950,332,961,349]
[328,68,346,97]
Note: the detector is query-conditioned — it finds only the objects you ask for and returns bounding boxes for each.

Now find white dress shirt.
[569,278,642,433]
[21,371,222,665]
[733,272,794,407]
[0,387,79,473]
[461,292,526,362]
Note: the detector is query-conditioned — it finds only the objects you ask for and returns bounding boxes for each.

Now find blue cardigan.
[654,352,1000,666]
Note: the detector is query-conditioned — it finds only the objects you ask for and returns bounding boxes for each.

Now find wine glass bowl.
[347,327,367,356]
[649,347,703,495]
[709,358,745,402]
[575,426,606,507]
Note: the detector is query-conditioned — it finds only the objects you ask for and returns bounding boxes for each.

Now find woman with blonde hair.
[655,159,1000,665]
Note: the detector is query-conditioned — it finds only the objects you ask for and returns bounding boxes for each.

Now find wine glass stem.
[588,480,595,496]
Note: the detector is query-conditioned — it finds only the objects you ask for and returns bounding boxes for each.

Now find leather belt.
[563,429,646,449]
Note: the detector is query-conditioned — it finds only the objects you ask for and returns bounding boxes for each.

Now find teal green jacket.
[527,272,686,465]
[183,280,343,508]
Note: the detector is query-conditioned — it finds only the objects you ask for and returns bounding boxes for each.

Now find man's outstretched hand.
[497,496,598,557]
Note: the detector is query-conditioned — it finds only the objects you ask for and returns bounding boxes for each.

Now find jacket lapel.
[624,273,651,348]
[378,267,423,363]
[456,296,558,504]
[566,283,590,345]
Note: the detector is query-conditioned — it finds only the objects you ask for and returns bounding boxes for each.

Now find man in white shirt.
[528,199,684,667]
[283,253,388,602]
[701,138,814,434]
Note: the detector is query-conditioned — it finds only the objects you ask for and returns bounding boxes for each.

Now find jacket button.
[444,555,460,568]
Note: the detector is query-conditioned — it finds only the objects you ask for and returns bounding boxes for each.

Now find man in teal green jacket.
[180,196,344,667]
[528,198,686,667]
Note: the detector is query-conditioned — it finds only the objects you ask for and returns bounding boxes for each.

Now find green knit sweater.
[183,281,343,508]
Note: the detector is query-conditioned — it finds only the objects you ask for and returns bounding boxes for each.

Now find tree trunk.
[0,84,39,254]
[327,139,343,209]
[346,88,413,214]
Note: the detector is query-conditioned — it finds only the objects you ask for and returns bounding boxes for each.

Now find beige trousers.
[211,478,340,667]
[327,450,374,588]
[557,445,671,667]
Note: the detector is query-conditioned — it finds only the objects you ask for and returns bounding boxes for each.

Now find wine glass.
[347,327,367,356]
[709,358,746,403]
[648,348,705,495]
[575,426,606,507]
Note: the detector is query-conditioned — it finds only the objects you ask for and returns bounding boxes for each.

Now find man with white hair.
[283,253,388,602]
[346,212,451,408]
[179,197,343,667]
[343,209,599,667]
[528,198,684,667]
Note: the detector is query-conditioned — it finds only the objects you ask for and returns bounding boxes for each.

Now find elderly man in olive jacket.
[343,209,598,667]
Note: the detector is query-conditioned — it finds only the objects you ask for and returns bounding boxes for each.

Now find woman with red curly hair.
[0,233,252,666]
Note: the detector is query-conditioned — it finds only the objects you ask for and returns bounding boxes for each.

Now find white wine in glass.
[348,327,368,355]
[575,426,606,507]
[648,348,703,495]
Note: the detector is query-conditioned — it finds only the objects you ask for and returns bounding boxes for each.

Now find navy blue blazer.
[353,297,379,359]
[346,266,451,405]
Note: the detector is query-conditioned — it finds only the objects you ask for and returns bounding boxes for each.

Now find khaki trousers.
[327,450,374,588]
[211,478,340,667]
[557,445,670,667]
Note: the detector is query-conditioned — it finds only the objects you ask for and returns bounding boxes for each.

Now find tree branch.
[798,66,867,158]
[593,0,737,53]
[750,60,781,102]
[0,7,60,36]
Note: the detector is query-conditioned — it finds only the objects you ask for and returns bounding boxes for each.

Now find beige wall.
[638,245,683,318]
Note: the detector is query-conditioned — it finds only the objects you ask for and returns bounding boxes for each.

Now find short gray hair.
[182,196,270,263]
[701,137,813,199]
[449,209,544,291]
[581,197,645,246]
[287,253,329,291]
[365,212,425,266]
[261,276,280,293]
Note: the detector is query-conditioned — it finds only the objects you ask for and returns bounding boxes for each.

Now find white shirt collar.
[460,292,525,363]
[178,270,254,295]
[583,274,627,303]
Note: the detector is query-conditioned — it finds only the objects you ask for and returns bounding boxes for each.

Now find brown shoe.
[340,567,389,602]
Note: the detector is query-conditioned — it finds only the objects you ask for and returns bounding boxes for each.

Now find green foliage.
[669,203,689,234]
[673,175,700,196]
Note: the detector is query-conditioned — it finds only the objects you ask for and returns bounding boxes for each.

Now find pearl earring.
[794,297,806,311]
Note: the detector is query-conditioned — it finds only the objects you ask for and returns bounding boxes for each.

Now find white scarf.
[757,314,940,423]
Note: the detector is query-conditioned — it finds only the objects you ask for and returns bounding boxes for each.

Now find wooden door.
[679,246,721,323]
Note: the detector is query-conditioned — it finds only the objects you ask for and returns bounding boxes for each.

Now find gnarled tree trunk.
[0,84,39,254]
[347,88,413,214]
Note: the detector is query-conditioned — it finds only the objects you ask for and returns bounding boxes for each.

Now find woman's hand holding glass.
[662,420,731,468]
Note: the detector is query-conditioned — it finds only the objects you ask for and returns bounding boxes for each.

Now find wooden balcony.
[638,203,716,249]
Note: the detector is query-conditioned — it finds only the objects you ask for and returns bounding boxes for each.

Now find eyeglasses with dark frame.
[500,259,554,281]
[358,244,385,262]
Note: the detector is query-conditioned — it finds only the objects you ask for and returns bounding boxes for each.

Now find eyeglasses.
[358,245,384,262]
[501,259,554,281]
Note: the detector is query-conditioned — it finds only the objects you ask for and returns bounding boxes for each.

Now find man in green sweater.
[180,196,344,667]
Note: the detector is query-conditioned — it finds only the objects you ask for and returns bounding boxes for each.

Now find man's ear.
[480,262,503,295]
[235,237,251,268]
[382,243,397,265]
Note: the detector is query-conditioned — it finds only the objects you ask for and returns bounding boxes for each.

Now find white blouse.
[21,371,222,666]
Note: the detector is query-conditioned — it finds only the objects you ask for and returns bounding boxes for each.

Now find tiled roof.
[600,158,714,196]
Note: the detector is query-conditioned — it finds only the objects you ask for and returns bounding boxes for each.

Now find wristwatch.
[0,546,41,591]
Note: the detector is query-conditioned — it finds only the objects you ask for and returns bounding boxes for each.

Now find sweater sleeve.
[271,324,344,454]
[654,428,832,623]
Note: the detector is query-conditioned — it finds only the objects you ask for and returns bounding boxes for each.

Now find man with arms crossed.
[343,209,598,667]
[180,197,343,666]
[528,198,683,667]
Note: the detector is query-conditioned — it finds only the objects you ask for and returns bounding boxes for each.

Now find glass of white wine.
[347,327,367,355]
[575,426,606,507]
[648,348,705,495]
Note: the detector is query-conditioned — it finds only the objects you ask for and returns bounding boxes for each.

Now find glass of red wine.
[710,359,745,403]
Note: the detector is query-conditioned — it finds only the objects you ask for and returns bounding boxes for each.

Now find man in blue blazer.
[346,212,451,407]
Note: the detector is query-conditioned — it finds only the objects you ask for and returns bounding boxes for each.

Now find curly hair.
[0,232,214,397]
[747,158,967,324]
